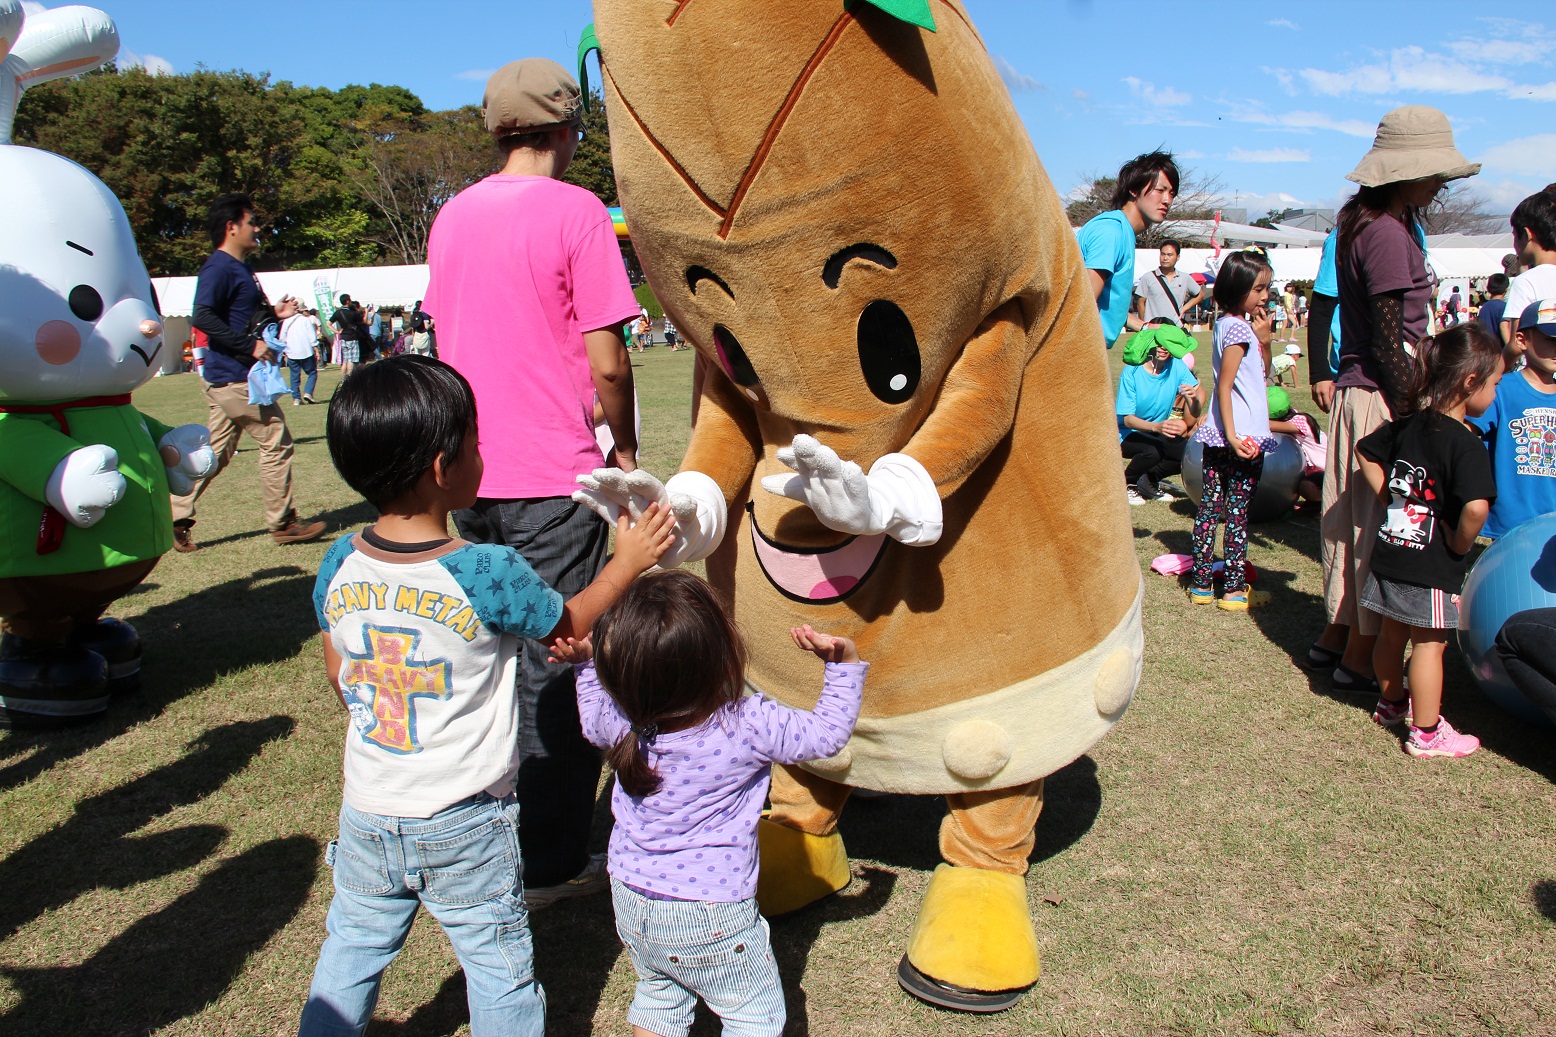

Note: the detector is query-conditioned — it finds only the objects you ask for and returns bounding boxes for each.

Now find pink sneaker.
[1372,696,1410,728]
[1406,717,1479,758]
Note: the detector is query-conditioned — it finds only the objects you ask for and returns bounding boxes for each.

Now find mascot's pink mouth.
[748,503,888,604]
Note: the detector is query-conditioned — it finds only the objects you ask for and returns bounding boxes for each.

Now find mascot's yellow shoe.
[898,864,1040,1013]
[755,817,850,917]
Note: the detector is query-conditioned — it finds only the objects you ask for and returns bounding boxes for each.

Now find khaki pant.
[171,381,297,532]
[769,764,1046,875]
[0,558,158,641]
[1321,386,1391,636]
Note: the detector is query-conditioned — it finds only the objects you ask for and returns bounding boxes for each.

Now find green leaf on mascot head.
[843,0,937,31]
[1267,385,1293,421]
[577,24,601,111]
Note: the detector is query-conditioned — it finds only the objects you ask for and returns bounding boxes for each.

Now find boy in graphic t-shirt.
[1469,300,1556,539]
[297,357,674,1037]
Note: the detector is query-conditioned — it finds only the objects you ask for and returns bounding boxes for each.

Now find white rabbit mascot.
[0,1,215,727]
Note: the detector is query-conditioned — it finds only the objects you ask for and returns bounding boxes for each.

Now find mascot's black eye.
[68,285,104,322]
[713,324,760,388]
[857,300,919,404]
[149,281,160,314]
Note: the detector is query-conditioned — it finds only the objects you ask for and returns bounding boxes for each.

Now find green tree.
[561,91,618,204]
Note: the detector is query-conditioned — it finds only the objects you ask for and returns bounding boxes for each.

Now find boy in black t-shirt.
[1355,324,1501,759]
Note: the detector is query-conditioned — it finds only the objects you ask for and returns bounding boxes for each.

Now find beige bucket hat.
[1346,106,1480,188]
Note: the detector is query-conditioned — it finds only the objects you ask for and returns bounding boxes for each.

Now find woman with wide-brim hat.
[1309,106,1480,691]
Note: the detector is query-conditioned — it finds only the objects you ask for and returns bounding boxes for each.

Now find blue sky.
[90,0,1556,217]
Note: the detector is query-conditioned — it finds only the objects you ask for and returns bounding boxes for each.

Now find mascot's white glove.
[761,434,942,546]
[573,468,727,568]
[45,444,126,528]
[158,424,218,496]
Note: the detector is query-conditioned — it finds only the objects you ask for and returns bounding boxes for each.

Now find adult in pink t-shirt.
[422,57,641,900]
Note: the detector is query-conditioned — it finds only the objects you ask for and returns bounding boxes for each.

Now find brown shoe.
[172,524,199,553]
[271,518,327,545]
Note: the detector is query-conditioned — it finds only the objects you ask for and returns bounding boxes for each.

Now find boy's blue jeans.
[297,793,544,1037]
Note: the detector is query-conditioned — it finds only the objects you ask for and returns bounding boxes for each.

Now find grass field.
[0,336,1552,1037]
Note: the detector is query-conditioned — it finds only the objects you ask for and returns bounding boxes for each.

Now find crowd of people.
[151,55,1556,1035]
[1097,109,1556,762]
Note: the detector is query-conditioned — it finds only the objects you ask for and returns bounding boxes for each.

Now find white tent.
[153,264,431,317]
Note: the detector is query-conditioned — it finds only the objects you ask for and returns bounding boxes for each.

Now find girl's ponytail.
[1404,323,1501,416]
[607,726,663,798]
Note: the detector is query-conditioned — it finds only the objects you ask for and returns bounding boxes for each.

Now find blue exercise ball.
[1182,434,1304,523]
[1458,514,1556,728]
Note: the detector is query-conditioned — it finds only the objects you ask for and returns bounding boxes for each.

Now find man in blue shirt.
[171,193,325,552]
[1478,273,1509,338]
[1077,150,1182,348]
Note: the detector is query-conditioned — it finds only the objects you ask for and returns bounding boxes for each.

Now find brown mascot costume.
[579,0,1142,1011]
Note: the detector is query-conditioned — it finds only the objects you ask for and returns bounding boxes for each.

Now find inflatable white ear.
[0,3,119,144]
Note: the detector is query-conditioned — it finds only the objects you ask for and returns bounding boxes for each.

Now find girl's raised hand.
[613,501,677,574]
[547,634,593,665]
[790,624,860,664]
[1248,306,1273,345]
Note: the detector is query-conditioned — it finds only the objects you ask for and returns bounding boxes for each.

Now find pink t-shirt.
[424,176,640,498]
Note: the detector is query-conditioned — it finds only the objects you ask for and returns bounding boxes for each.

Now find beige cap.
[1346,106,1480,188]
[483,58,583,136]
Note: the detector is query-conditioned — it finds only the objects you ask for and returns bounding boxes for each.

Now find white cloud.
[455,68,496,81]
[1224,102,1374,138]
[1177,149,1206,159]
[1448,38,1550,65]
[1227,147,1311,163]
[1267,18,1298,30]
[1071,88,1090,101]
[1122,76,1191,107]
[1301,46,1511,96]
[118,47,173,76]
[1478,133,1556,176]
[993,55,1042,92]
[1506,81,1556,101]
[1477,177,1542,211]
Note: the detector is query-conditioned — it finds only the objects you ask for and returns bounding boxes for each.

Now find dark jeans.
[1120,430,1187,487]
[1496,608,1556,726]
[453,496,609,887]
[287,355,318,401]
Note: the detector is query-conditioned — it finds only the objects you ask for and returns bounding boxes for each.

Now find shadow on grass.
[0,716,294,943]
[0,834,318,1036]
[371,971,472,1037]
[193,499,373,550]
[0,567,316,793]
[1532,880,1556,922]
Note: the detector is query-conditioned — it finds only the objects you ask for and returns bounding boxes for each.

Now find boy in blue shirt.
[1470,300,1556,538]
[1077,151,1181,348]
[299,356,674,1037]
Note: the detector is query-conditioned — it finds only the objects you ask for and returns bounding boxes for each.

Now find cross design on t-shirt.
[340,625,453,755]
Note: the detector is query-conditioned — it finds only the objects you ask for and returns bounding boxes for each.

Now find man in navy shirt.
[170,193,325,551]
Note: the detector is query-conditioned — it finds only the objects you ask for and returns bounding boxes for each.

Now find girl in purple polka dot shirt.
[549,570,867,1037]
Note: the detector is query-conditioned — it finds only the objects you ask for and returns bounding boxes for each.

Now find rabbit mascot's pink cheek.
[0,1,216,727]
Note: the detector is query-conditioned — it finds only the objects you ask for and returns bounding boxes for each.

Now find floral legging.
[1191,446,1265,592]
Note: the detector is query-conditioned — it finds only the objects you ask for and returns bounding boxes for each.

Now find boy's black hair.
[1109,150,1181,210]
[1487,273,1509,295]
[326,355,477,510]
[1511,189,1556,252]
[1212,249,1272,312]
[338,293,353,305]
[207,193,254,249]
